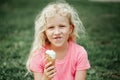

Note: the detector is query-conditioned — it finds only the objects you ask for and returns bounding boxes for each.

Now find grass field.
[0,0,120,80]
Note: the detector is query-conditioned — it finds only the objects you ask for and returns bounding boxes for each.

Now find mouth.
[54,36,62,40]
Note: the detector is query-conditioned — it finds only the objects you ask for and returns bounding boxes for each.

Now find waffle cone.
[46,54,55,65]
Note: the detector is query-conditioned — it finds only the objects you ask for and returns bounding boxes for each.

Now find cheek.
[66,28,72,35]
[45,31,52,39]
[62,30,71,38]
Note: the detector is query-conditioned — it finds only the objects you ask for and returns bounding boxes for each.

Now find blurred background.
[0,0,120,80]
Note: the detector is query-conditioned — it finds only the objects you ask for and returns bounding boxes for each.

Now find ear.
[69,24,74,34]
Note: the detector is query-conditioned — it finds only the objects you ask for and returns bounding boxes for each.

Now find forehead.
[46,14,70,26]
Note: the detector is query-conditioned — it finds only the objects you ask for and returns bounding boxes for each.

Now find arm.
[33,72,42,80]
[75,70,87,80]
[33,72,50,80]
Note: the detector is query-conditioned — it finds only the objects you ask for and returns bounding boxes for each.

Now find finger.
[44,66,55,75]
[44,68,55,78]
[46,66,55,72]
[45,62,52,69]
[44,67,56,79]
[48,72,56,78]
[48,67,56,75]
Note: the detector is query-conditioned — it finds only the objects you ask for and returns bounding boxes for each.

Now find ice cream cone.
[45,50,56,65]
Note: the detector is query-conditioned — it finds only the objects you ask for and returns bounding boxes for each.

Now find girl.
[26,2,90,80]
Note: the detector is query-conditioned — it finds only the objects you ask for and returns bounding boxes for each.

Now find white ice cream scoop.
[46,50,56,59]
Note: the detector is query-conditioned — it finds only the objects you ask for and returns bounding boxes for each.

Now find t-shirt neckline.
[45,41,72,64]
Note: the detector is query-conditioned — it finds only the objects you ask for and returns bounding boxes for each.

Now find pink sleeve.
[76,47,90,70]
[29,52,45,73]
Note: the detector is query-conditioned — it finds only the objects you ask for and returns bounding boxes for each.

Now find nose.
[54,27,61,35]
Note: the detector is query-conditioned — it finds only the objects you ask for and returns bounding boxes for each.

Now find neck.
[51,42,68,52]
[50,42,69,60]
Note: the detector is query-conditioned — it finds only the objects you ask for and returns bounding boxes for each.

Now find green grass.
[0,0,120,80]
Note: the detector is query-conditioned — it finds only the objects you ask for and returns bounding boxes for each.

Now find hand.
[43,62,56,80]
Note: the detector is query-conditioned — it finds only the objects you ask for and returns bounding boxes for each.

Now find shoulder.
[31,47,46,60]
[69,41,87,55]
[29,47,47,73]
[69,41,90,70]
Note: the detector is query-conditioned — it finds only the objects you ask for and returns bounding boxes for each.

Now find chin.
[52,42,64,47]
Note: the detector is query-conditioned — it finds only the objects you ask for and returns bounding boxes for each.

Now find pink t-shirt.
[29,41,90,80]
